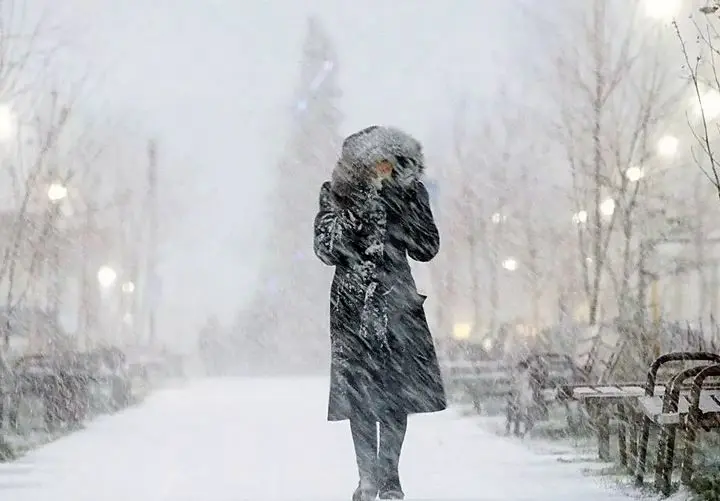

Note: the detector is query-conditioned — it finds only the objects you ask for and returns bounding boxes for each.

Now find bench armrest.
[689,363,720,417]
[645,352,720,396]
[664,365,715,413]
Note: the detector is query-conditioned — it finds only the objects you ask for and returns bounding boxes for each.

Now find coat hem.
[327,404,448,422]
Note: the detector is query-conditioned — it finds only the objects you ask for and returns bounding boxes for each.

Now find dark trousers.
[350,407,408,490]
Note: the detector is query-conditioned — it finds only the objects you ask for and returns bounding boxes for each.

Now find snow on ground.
[0,377,650,501]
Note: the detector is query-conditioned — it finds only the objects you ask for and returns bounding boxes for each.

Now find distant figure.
[313,126,446,501]
[507,359,535,436]
[507,355,549,436]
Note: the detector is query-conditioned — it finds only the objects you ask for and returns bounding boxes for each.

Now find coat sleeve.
[313,181,359,267]
[404,180,440,262]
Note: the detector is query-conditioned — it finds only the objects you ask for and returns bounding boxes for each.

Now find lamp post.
[46,182,67,350]
[93,266,137,347]
[96,265,117,346]
[120,280,136,346]
[146,140,159,347]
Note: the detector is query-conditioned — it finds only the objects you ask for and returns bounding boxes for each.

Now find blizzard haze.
[3,0,716,379]
[36,0,531,352]
[5,0,720,500]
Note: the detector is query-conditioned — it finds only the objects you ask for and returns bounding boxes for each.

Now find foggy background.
[44,0,534,349]
[2,0,717,374]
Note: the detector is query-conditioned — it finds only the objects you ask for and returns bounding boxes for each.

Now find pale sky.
[36,0,540,347]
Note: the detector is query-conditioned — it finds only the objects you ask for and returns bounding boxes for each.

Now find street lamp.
[692,89,720,121]
[491,212,505,225]
[600,197,616,217]
[644,0,681,20]
[121,281,135,294]
[572,210,588,225]
[452,322,471,340]
[97,265,117,288]
[657,134,679,157]
[47,182,68,202]
[626,165,645,182]
[502,257,518,271]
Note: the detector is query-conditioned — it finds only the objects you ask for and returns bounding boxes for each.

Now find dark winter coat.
[313,126,447,421]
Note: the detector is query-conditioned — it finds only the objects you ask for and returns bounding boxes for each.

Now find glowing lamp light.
[453,323,472,340]
[573,210,588,225]
[47,183,68,202]
[491,212,505,224]
[657,135,679,157]
[97,266,117,288]
[692,89,720,120]
[600,198,616,217]
[502,257,518,272]
[626,165,645,182]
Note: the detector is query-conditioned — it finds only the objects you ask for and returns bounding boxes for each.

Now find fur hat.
[331,126,425,200]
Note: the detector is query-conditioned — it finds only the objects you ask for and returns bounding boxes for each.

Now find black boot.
[377,475,403,500]
[352,481,378,501]
[377,413,407,500]
[351,417,378,501]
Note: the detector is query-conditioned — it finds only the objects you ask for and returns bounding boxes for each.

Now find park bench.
[505,352,585,435]
[444,359,511,412]
[633,352,720,495]
[554,327,644,462]
[564,352,720,472]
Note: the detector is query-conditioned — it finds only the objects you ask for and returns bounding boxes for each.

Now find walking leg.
[350,410,379,500]
[378,410,408,499]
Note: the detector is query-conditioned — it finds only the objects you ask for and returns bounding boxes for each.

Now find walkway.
[0,377,639,501]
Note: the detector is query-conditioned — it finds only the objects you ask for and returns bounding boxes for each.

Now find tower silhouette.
[234,17,342,374]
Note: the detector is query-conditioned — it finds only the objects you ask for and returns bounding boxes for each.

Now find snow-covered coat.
[314,126,447,421]
[511,366,535,411]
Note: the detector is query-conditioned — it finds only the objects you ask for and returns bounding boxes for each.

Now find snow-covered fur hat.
[331,125,425,200]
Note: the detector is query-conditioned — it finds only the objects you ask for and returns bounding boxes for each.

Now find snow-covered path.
[0,377,636,501]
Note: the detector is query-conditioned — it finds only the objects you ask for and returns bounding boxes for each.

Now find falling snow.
[4,2,720,501]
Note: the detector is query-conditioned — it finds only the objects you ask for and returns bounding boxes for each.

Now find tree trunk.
[588,0,607,327]
[469,219,482,334]
[488,222,500,336]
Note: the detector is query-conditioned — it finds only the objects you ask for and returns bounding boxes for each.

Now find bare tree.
[445,98,520,340]
[449,100,486,336]
[676,3,720,197]
[442,96,557,343]
[0,86,151,353]
[536,0,685,327]
[0,0,86,350]
[660,5,720,325]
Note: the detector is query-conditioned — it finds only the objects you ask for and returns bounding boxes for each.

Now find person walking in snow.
[313,126,447,501]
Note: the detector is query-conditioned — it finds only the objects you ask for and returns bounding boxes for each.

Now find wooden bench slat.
[572,381,720,401]
[639,390,720,425]
[571,385,663,399]
[597,386,623,394]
